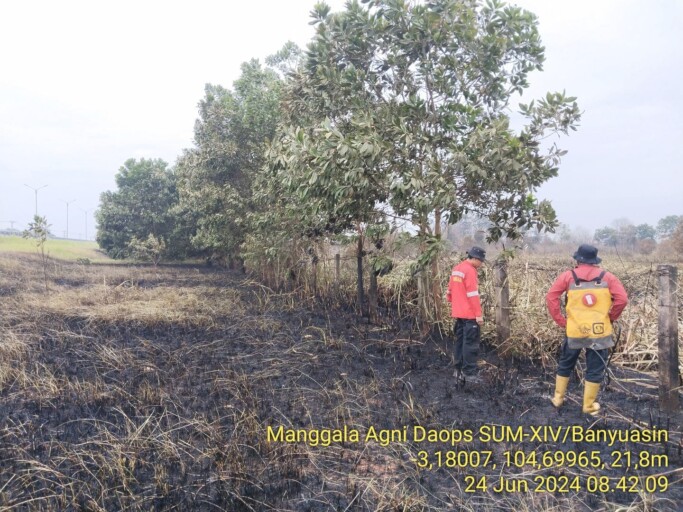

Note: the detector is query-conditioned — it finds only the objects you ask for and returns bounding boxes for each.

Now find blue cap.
[467,246,486,262]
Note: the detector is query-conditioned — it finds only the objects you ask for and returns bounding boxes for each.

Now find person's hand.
[476,316,483,326]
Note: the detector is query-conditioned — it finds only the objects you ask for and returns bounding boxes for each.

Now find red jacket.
[446,260,482,319]
[546,264,629,328]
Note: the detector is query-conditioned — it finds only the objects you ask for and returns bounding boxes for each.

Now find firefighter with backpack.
[546,244,629,415]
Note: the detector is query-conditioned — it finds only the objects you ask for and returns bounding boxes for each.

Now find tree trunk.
[417,223,432,337]
[431,208,443,324]
[357,230,365,314]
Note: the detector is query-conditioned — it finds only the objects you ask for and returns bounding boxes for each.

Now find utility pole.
[1,220,18,231]
[61,199,77,239]
[24,184,48,216]
[80,208,92,240]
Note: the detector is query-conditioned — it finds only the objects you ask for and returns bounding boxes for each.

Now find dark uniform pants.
[556,338,609,383]
[454,319,480,376]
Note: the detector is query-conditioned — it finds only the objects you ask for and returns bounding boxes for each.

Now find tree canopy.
[96,158,188,259]
[273,0,579,242]
[260,0,580,320]
[96,0,590,321]
[174,60,284,265]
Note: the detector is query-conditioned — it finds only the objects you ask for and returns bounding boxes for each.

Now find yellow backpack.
[566,270,613,344]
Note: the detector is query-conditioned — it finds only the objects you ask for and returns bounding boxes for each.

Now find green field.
[0,235,111,262]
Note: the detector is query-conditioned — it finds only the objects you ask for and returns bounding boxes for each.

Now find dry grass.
[361,250,682,376]
[416,254,682,376]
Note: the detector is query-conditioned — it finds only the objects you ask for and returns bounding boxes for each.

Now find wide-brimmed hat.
[573,244,601,264]
[467,246,486,262]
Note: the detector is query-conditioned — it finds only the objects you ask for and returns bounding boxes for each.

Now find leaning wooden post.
[658,265,680,413]
[494,259,511,346]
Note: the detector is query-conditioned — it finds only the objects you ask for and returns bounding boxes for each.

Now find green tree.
[175,60,283,267]
[657,215,681,239]
[635,223,656,241]
[270,0,580,325]
[266,22,389,306]
[243,165,336,290]
[128,234,167,268]
[594,226,617,246]
[96,158,184,259]
[22,215,51,291]
[616,223,637,250]
[268,109,388,308]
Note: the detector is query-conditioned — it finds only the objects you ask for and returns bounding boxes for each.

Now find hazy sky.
[1,0,681,239]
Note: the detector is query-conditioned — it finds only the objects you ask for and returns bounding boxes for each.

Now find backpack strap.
[571,269,606,285]
[570,270,581,286]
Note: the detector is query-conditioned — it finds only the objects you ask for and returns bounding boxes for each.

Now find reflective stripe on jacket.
[446,260,482,319]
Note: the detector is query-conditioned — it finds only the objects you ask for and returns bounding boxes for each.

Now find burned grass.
[0,254,681,511]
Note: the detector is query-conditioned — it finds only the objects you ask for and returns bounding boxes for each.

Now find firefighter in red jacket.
[546,244,628,415]
[447,247,486,383]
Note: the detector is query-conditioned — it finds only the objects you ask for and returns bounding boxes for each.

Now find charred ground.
[0,255,681,511]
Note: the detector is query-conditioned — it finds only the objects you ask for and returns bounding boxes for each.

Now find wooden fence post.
[357,237,365,313]
[494,260,511,345]
[369,270,378,323]
[311,257,318,296]
[335,253,341,292]
[658,265,680,413]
